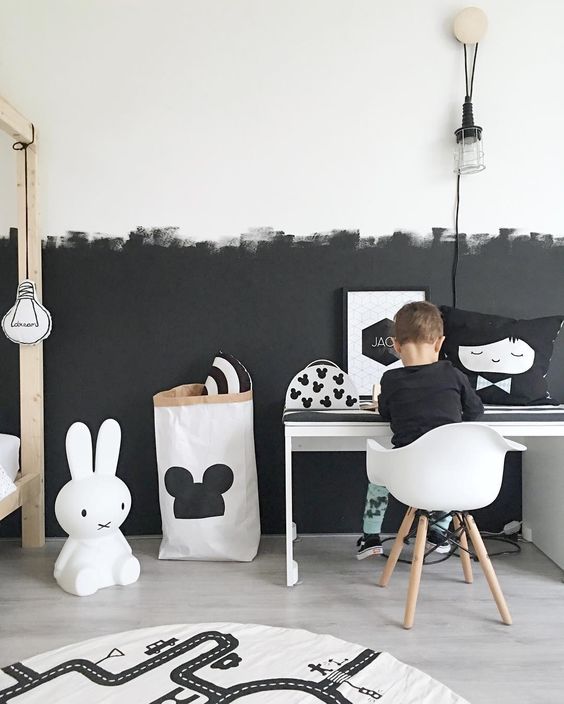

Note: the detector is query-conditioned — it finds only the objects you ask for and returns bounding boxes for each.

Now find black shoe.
[356,533,383,559]
[426,529,451,554]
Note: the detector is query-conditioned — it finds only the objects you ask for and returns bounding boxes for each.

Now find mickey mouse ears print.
[441,306,564,406]
[285,360,360,410]
[165,464,234,519]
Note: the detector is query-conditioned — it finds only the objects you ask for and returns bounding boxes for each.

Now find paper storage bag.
[154,383,260,561]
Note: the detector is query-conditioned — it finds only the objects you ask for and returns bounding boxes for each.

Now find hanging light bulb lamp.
[2,279,51,345]
[453,7,488,174]
[1,127,52,345]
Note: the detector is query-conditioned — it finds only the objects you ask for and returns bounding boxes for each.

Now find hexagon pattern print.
[344,289,426,396]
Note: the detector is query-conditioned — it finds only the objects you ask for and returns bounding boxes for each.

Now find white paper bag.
[153,383,260,561]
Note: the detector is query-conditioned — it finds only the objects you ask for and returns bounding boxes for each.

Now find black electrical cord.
[452,173,461,307]
[464,44,469,96]
[381,534,521,566]
[463,43,479,99]
[452,43,478,308]
[380,512,521,567]
[12,124,36,279]
[469,43,478,100]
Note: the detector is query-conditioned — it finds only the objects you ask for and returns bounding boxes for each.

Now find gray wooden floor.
[0,535,563,703]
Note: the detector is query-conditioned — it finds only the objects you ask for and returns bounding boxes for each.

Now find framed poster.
[343,288,428,397]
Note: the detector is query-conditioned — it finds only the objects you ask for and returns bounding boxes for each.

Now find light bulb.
[1,279,52,345]
[454,126,485,174]
[454,98,485,174]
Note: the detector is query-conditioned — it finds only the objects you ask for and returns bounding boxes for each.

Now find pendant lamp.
[453,7,488,175]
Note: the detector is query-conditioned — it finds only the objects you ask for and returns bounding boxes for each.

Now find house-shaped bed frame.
[0,94,44,547]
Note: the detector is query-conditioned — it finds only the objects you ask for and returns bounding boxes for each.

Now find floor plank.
[0,536,562,703]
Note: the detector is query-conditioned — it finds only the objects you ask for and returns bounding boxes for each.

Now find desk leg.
[522,437,564,572]
[285,435,299,586]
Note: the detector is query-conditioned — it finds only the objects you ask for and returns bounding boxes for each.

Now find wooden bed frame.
[0,95,45,547]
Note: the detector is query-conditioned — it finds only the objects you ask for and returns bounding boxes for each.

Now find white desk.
[284,408,564,586]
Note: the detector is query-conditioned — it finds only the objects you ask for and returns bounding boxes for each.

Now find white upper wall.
[0,0,562,240]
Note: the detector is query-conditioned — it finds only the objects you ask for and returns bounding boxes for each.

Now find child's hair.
[394,301,443,344]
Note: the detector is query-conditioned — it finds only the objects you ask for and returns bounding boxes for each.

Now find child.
[357,301,484,559]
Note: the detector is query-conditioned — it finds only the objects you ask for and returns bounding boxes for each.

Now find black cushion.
[202,351,252,395]
[440,306,563,405]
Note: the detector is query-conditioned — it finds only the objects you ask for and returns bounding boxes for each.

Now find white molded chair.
[367,423,526,629]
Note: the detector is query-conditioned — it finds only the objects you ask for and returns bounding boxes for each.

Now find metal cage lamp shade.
[454,96,485,175]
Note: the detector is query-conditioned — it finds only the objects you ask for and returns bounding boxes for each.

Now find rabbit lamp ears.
[66,419,121,480]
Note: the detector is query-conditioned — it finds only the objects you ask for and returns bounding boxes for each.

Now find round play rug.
[0,623,469,703]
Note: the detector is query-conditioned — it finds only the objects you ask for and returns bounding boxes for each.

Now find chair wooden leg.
[403,513,428,629]
[465,514,512,625]
[379,507,416,587]
[453,513,473,584]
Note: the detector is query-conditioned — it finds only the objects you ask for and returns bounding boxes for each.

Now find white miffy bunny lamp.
[54,419,140,596]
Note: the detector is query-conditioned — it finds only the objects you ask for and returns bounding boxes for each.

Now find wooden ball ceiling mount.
[454,6,488,45]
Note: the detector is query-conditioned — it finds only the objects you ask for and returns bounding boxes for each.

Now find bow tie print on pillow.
[476,376,511,393]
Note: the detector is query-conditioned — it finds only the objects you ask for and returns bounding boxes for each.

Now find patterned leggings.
[363,483,451,535]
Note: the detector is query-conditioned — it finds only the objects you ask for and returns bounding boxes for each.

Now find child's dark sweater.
[377,360,484,448]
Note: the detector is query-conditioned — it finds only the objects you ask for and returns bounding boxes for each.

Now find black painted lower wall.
[1,228,562,537]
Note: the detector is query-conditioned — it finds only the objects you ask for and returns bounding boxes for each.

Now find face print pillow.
[440,307,564,405]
